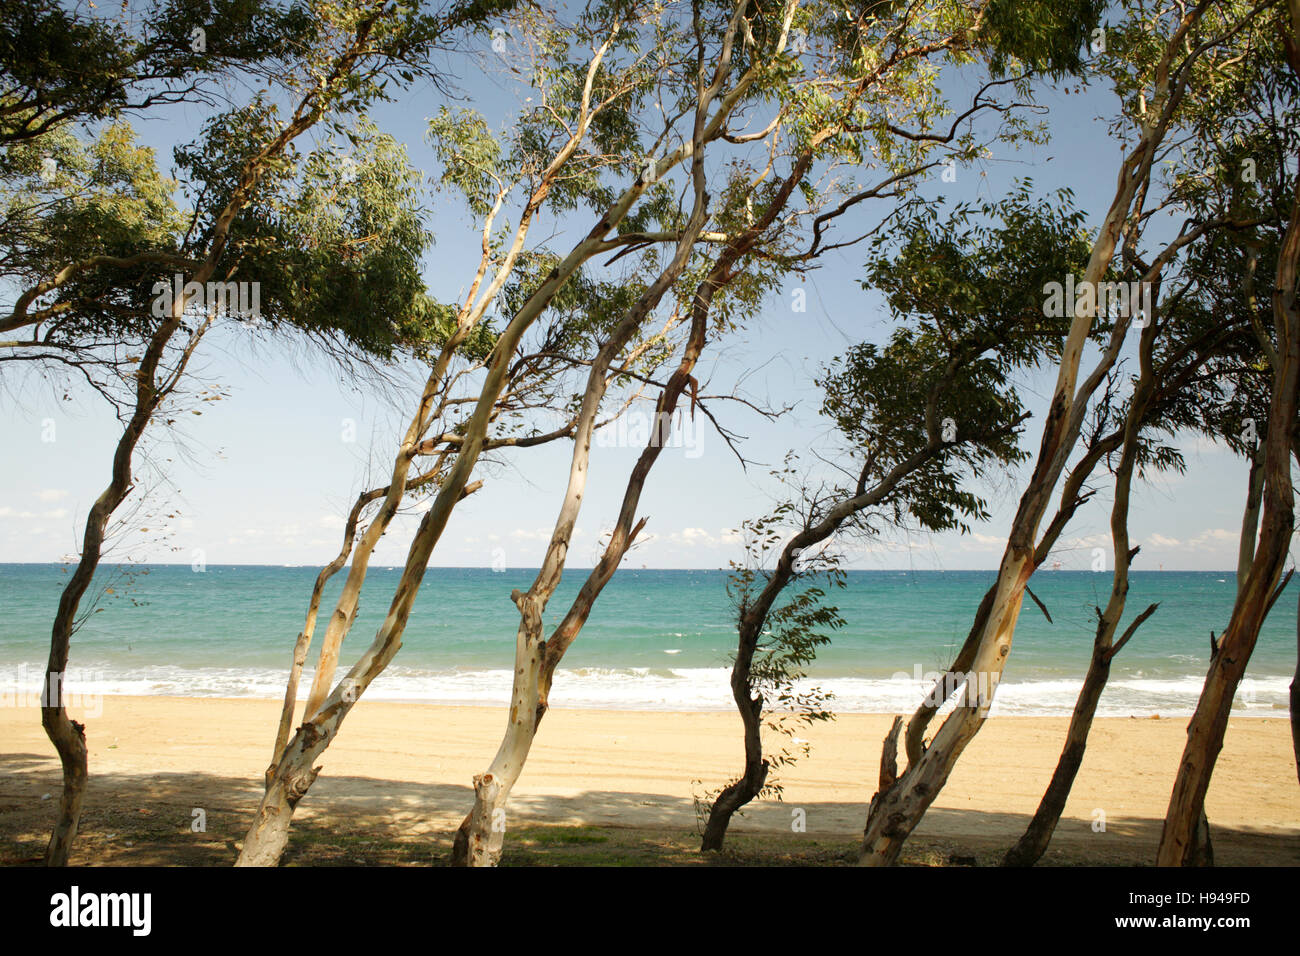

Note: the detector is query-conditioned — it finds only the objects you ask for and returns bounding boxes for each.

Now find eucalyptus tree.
[861,0,1276,866]
[0,0,308,148]
[999,266,1270,867]
[1003,4,1299,862]
[700,183,1106,851]
[241,0,796,866]
[448,95,793,864]
[443,0,1112,866]
[1159,0,1300,866]
[8,0,498,867]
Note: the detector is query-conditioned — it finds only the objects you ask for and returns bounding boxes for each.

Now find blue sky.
[0,29,1287,572]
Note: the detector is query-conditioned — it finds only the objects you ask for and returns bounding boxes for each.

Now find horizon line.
[0,561,1242,573]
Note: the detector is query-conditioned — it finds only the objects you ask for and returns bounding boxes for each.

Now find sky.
[0,16,1291,572]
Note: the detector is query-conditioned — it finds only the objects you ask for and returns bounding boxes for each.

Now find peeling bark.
[448,10,824,865]
[268,465,447,783]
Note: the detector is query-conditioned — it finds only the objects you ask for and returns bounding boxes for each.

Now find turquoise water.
[0,564,1294,715]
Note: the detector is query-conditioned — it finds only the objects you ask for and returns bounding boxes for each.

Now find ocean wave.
[0,661,1290,717]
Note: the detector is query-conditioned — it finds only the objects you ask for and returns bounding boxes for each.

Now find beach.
[2,696,1296,865]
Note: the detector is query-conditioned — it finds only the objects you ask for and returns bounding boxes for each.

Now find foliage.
[725,458,845,801]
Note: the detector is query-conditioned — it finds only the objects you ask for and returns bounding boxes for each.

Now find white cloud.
[1187,528,1238,549]
[0,506,70,520]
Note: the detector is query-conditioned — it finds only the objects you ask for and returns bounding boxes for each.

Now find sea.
[0,564,1294,717]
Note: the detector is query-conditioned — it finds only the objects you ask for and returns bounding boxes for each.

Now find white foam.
[0,662,1288,716]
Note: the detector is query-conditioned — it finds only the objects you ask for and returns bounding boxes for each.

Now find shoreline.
[2,695,1297,865]
[0,684,1290,719]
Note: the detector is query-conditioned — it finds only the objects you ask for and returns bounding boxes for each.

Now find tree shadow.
[1,756,1295,866]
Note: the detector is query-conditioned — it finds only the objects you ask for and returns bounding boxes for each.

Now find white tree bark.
[242,6,777,864]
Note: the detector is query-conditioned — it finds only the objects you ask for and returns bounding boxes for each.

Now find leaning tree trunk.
[1236,447,1265,596]
[700,394,980,850]
[1157,505,1296,864]
[1002,252,1241,867]
[701,618,768,851]
[861,166,1133,867]
[238,765,315,867]
[1004,291,1172,867]
[43,494,118,866]
[451,166,715,865]
[1002,637,1111,867]
[245,30,766,865]
[859,11,1208,864]
[52,15,377,864]
[449,43,815,863]
[267,458,450,784]
[1293,438,1300,786]
[1157,11,1300,860]
[449,637,543,867]
[43,507,114,865]
[41,298,203,863]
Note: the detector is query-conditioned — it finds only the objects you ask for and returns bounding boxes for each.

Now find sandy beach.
[1,695,1296,865]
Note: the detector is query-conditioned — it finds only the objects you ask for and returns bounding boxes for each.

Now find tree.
[860,0,1266,865]
[697,181,1102,850]
[443,0,1108,865]
[1002,20,1300,857]
[240,0,785,865]
[698,484,843,850]
[0,0,307,148]
[21,0,484,866]
[1158,0,1300,866]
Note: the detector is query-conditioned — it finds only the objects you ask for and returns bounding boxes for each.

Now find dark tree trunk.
[1188,809,1214,866]
[1003,636,1111,866]
[701,682,767,851]
[701,603,770,851]
[41,706,87,866]
[41,313,187,864]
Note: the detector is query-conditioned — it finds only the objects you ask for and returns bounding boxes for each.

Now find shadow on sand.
[2,751,1296,866]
